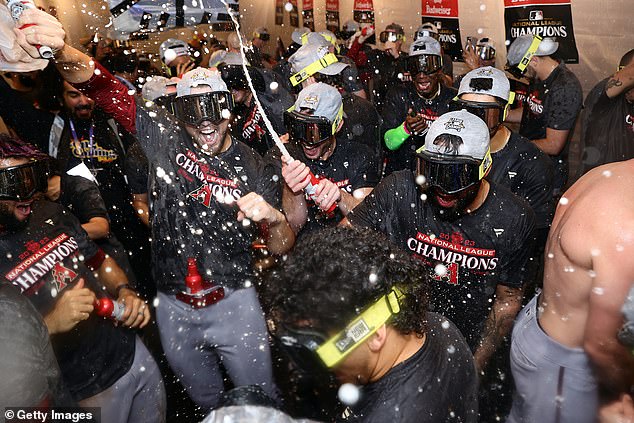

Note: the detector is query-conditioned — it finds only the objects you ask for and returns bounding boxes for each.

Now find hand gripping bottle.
[8,0,55,59]
[175,258,225,308]
[94,298,126,322]
[304,172,337,214]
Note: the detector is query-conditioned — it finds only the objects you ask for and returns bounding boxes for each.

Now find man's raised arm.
[14,8,137,134]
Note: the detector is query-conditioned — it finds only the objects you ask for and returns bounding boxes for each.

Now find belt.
[175,285,225,309]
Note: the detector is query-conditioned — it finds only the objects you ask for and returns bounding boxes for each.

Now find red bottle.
[94,298,126,321]
[305,172,338,214]
[176,258,225,308]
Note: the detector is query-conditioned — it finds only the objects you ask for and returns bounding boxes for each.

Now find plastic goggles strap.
[517,35,542,73]
[331,104,344,135]
[478,148,493,179]
[503,91,516,121]
[316,287,404,368]
[290,52,339,86]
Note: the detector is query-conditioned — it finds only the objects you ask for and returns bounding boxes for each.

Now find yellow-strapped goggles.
[507,35,542,79]
[290,52,340,87]
[284,104,344,145]
[316,287,405,367]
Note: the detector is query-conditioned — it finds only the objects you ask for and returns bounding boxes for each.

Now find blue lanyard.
[68,119,95,164]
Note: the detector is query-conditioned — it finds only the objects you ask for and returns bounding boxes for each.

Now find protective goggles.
[255,33,270,41]
[272,287,405,369]
[416,149,492,194]
[0,160,50,201]
[284,105,344,146]
[290,52,339,87]
[406,54,443,76]
[379,31,405,43]
[154,93,177,114]
[476,45,496,61]
[454,92,515,123]
[506,35,542,79]
[173,92,234,126]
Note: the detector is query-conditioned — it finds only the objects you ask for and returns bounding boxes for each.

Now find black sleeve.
[497,195,536,288]
[545,77,583,131]
[0,284,64,407]
[381,86,408,133]
[349,144,380,190]
[124,142,149,194]
[0,76,55,152]
[58,205,101,262]
[136,101,175,162]
[59,175,109,223]
[348,173,400,231]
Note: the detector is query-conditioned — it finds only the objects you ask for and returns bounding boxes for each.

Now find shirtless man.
[508,159,634,423]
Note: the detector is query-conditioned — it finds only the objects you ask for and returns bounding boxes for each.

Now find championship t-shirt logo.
[189,184,213,208]
[526,91,544,115]
[52,262,78,292]
[444,118,465,132]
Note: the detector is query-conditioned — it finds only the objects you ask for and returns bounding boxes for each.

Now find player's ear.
[366,324,388,352]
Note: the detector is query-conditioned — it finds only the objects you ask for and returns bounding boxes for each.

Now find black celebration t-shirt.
[0,200,135,400]
[267,138,380,236]
[348,171,535,347]
[382,83,457,174]
[137,105,280,293]
[337,313,478,423]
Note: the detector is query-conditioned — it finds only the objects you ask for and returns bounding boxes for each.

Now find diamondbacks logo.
[189,184,213,207]
[444,118,465,132]
[407,231,498,285]
[52,262,78,292]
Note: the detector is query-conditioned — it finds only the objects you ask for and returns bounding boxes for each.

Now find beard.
[427,185,480,222]
[0,202,29,233]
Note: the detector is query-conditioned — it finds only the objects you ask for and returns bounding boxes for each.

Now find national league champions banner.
[421,0,462,62]
[326,0,340,33]
[108,0,239,35]
[504,0,579,63]
[302,0,315,31]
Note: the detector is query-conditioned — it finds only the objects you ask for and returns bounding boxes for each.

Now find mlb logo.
[529,10,544,21]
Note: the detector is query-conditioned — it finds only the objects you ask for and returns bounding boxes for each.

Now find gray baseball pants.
[508,294,599,423]
[79,336,166,423]
[155,286,276,410]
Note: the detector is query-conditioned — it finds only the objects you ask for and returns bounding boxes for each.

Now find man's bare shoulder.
[552,160,634,268]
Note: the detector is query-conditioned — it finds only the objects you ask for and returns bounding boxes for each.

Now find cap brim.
[318,62,349,76]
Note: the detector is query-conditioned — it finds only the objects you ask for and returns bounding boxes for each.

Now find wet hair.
[0,134,49,161]
[313,72,344,91]
[433,133,464,155]
[620,49,634,68]
[266,226,429,337]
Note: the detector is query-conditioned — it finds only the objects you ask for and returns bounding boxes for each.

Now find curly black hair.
[266,226,429,337]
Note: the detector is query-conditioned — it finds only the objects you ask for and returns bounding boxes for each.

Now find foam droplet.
[338,383,360,405]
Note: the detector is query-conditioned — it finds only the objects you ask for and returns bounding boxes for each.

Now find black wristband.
[115,283,135,297]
